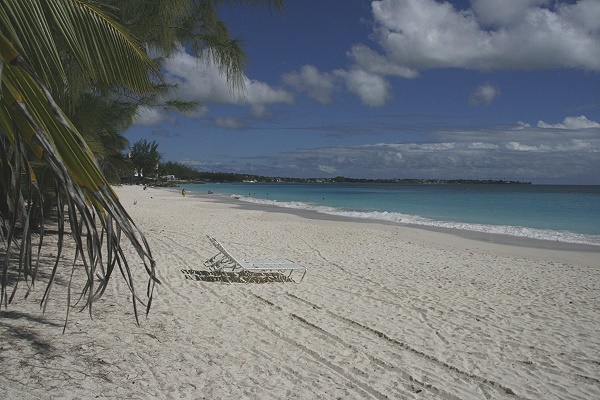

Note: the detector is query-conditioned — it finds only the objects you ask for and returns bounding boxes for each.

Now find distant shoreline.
[175,178,532,185]
[230,178,533,184]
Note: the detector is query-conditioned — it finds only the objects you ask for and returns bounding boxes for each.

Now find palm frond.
[1,0,160,92]
[192,1,247,91]
[1,31,158,327]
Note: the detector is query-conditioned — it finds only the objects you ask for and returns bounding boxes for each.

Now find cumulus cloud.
[514,121,531,130]
[471,0,552,26]
[182,105,210,119]
[162,50,293,106]
[537,115,600,129]
[282,65,336,104]
[240,78,294,107]
[134,48,294,126]
[364,0,600,72]
[283,0,599,108]
[282,64,393,107]
[163,50,293,106]
[134,106,176,126]
[348,44,419,78]
[469,84,500,106]
[335,69,392,107]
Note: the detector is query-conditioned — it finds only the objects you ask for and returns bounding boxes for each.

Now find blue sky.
[126,0,600,184]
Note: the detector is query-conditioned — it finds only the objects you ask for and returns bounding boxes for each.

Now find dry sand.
[1,185,599,399]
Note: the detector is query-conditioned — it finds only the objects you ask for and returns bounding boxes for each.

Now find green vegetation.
[131,144,530,185]
[1,0,283,326]
[153,161,531,185]
[131,139,162,179]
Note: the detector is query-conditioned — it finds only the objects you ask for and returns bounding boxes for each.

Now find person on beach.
[182,188,186,197]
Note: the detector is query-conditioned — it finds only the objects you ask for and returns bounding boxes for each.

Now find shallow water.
[182,183,600,246]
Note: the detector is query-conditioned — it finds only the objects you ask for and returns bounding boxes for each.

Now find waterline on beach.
[182,183,600,247]
[228,194,600,247]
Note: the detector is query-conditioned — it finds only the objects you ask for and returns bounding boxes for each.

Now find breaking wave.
[232,194,600,247]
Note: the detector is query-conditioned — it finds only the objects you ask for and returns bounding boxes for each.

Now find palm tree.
[0,0,162,328]
[0,0,282,328]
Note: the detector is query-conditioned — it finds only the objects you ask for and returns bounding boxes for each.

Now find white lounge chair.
[204,235,307,284]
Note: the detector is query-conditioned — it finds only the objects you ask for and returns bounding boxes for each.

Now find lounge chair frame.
[204,236,307,284]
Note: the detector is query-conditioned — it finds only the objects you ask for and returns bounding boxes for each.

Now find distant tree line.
[128,140,530,185]
[157,163,531,185]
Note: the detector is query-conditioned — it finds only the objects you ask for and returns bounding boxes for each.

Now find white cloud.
[163,50,293,106]
[283,63,395,106]
[318,165,337,174]
[288,125,599,180]
[178,158,212,168]
[250,104,268,118]
[280,0,600,108]
[348,44,419,78]
[239,78,294,106]
[471,0,552,26]
[182,105,210,119]
[505,142,551,152]
[364,0,600,72]
[556,0,600,33]
[469,84,500,106]
[335,69,392,107]
[468,142,499,150]
[134,106,175,126]
[282,65,336,104]
[193,121,600,183]
[163,51,233,103]
[134,48,294,125]
[514,121,531,130]
[538,115,600,129]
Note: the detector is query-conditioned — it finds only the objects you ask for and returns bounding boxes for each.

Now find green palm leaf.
[0,6,158,328]
[0,0,159,92]
[1,0,284,328]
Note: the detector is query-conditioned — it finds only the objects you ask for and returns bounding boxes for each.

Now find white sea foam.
[232,194,600,246]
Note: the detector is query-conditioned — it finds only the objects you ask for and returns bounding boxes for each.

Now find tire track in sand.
[251,294,468,399]
[283,292,522,399]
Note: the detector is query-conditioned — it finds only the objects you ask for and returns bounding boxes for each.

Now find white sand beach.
[1,185,599,399]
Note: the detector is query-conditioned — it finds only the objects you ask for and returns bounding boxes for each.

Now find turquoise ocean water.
[181,183,600,247]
